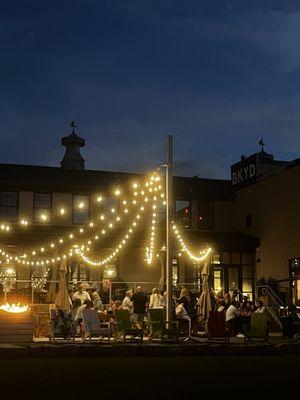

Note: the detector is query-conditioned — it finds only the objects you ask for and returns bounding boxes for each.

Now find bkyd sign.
[231,158,257,187]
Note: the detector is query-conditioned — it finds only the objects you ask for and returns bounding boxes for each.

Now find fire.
[0,303,29,313]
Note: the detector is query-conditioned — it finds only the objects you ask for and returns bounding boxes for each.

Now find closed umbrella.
[46,263,58,303]
[55,259,71,313]
[198,262,213,326]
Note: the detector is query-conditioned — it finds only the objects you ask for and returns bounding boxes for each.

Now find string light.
[172,224,212,262]
[0,172,211,268]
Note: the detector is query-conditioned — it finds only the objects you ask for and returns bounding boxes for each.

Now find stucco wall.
[233,164,300,281]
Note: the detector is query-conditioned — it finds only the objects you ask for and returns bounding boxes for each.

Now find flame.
[0,303,29,313]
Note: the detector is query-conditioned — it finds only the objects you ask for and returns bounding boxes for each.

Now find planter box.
[0,312,34,343]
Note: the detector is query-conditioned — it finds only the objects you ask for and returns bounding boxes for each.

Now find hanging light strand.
[172,224,212,262]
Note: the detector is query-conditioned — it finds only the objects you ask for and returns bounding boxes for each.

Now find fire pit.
[0,303,34,343]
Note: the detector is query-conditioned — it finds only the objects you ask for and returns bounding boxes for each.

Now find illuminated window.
[198,201,214,230]
[213,268,223,294]
[102,264,117,279]
[0,192,18,221]
[34,193,51,223]
[73,195,89,224]
[175,200,191,229]
[242,257,254,300]
[172,258,179,285]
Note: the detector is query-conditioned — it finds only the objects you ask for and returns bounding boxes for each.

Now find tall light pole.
[166,134,174,322]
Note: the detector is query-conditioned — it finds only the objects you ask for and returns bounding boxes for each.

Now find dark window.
[34,193,52,223]
[102,197,118,218]
[175,200,191,228]
[73,195,90,224]
[0,192,18,221]
[198,201,214,230]
[246,213,252,228]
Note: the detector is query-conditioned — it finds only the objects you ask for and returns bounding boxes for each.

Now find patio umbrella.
[197,262,213,326]
[55,259,71,313]
[46,263,58,303]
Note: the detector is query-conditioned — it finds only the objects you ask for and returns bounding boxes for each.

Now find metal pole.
[166,134,174,322]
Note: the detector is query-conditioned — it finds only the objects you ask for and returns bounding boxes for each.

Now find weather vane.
[258,138,265,152]
[70,120,77,133]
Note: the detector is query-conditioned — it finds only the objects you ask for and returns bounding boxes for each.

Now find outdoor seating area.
[26,282,295,345]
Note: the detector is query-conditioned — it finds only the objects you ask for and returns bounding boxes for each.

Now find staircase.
[258,284,286,315]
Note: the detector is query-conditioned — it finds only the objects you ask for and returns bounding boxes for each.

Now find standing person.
[178,288,191,314]
[131,286,148,329]
[149,287,164,309]
[122,290,133,312]
[91,291,103,311]
[72,284,91,304]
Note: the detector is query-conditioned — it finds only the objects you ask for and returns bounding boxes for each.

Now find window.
[211,253,221,265]
[102,197,118,219]
[73,195,89,224]
[198,201,214,230]
[102,264,117,279]
[175,200,191,229]
[0,192,18,221]
[246,213,252,228]
[34,193,51,223]
[172,258,179,285]
[242,261,253,301]
[213,267,223,294]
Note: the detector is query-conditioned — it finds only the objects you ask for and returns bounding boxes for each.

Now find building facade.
[4,127,298,304]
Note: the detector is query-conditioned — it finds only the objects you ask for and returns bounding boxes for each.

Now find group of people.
[215,290,266,336]
[53,284,199,339]
[54,284,273,340]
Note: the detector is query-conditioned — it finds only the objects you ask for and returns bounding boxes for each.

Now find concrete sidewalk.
[1,339,300,358]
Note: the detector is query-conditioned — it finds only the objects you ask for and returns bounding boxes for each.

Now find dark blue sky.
[1,0,300,178]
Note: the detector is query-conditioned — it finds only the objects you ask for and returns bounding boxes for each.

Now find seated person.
[175,301,191,338]
[255,300,266,313]
[225,301,242,336]
[55,309,71,339]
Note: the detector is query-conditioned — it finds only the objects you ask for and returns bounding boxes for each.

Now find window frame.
[33,192,52,224]
[198,200,214,231]
[175,199,192,229]
[0,191,19,222]
[72,194,90,224]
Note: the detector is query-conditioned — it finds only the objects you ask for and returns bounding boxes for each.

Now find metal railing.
[0,279,203,305]
[258,284,286,314]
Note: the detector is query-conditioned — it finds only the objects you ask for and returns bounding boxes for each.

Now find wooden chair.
[207,311,229,342]
[114,309,143,342]
[245,312,269,342]
[148,308,179,342]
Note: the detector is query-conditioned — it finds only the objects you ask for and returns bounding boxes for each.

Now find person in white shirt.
[226,301,242,336]
[175,302,191,339]
[122,290,133,312]
[255,300,266,313]
[72,285,91,304]
[149,288,164,309]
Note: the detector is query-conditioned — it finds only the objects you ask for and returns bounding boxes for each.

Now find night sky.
[1,0,300,179]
